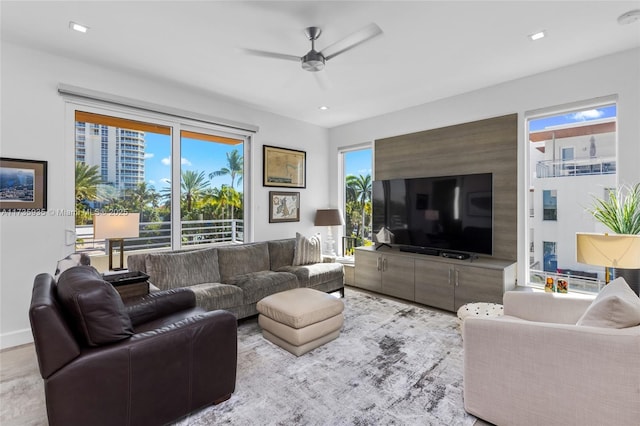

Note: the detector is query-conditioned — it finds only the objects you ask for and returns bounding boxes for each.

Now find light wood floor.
[0,343,47,425]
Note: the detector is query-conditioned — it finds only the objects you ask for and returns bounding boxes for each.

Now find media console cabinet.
[354,246,516,312]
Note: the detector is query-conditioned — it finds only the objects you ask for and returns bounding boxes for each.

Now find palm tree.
[346,174,372,239]
[209,149,243,189]
[126,182,156,221]
[209,149,243,218]
[75,162,102,203]
[181,170,209,213]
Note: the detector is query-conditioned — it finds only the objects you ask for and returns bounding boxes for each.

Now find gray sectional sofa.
[126,238,344,319]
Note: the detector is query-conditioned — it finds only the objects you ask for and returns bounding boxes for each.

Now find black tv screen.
[372,173,493,255]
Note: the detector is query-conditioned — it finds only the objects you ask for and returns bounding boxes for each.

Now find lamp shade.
[93,213,140,239]
[576,232,640,268]
[314,209,344,226]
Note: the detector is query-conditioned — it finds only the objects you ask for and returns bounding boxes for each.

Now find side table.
[102,270,150,301]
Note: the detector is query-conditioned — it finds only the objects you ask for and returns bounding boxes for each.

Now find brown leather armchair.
[29,266,237,426]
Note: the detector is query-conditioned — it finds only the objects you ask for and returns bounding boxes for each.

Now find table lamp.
[576,232,640,292]
[314,209,345,256]
[94,213,140,270]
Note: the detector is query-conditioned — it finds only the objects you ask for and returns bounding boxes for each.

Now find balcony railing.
[529,268,603,294]
[76,219,244,255]
[536,157,616,178]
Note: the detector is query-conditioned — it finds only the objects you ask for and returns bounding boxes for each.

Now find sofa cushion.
[576,277,640,328]
[145,248,220,290]
[56,266,133,346]
[278,263,344,288]
[217,243,270,282]
[226,271,298,304]
[188,283,244,312]
[292,233,322,266]
[268,238,296,271]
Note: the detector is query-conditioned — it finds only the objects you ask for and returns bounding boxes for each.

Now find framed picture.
[0,158,48,211]
[269,191,300,223]
[263,145,306,188]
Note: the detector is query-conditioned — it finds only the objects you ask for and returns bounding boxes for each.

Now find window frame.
[65,100,253,254]
[523,96,618,293]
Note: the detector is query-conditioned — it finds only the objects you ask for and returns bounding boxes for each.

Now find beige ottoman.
[256,288,344,356]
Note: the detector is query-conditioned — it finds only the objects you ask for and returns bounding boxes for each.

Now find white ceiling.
[2,1,639,128]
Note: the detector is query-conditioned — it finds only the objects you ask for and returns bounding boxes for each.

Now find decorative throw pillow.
[292,232,322,266]
[56,265,133,346]
[576,277,640,328]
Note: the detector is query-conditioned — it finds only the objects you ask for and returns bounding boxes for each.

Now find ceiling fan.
[244,23,383,72]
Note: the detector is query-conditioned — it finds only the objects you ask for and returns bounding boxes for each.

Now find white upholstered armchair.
[463,282,640,426]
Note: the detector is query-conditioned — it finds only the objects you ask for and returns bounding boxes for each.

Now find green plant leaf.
[588,183,640,234]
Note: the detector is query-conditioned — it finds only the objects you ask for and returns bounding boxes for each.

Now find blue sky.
[529,104,616,131]
[144,134,242,191]
[344,149,372,178]
[144,134,372,190]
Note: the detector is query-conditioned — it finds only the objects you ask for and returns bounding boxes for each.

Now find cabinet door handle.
[383,258,387,271]
[448,268,452,285]
[455,269,459,286]
[377,257,381,271]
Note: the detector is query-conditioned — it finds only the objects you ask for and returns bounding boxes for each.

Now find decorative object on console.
[269,191,300,223]
[93,212,140,270]
[0,157,47,211]
[314,208,344,256]
[576,233,640,294]
[263,145,306,188]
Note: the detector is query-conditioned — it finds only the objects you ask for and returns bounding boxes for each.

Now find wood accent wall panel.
[374,114,517,261]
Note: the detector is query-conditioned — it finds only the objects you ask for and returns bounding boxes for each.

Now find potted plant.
[587,183,640,294]
[589,183,640,235]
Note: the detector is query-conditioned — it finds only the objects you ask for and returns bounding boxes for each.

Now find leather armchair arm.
[125,287,196,327]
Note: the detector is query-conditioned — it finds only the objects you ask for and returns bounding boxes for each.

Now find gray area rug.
[175,288,476,425]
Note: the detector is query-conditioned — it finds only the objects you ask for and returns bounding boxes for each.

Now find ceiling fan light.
[301,51,325,72]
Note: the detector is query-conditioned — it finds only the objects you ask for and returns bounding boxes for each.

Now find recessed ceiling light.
[69,21,89,33]
[319,106,329,111]
[528,30,546,41]
[618,9,640,25]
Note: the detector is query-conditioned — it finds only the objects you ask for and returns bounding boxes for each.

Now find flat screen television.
[372,173,493,255]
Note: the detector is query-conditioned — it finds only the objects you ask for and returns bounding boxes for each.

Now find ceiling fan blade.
[242,48,301,62]
[322,23,383,61]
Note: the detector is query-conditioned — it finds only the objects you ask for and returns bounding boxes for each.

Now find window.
[180,130,244,246]
[341,147,372,255]
[526,102,617,293]
[542,190,557,221]
[74,109,248,256]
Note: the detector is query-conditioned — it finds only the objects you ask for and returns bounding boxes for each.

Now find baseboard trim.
[0,328,33,351]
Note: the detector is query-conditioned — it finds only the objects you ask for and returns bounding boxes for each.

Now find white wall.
[0,42,330,348]
[328,48,640,290]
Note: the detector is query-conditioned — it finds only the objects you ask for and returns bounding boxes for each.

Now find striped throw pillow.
[292,232,322,266]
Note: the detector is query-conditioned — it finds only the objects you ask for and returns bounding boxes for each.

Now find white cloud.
[161,156,191,166]
[148,179,156,185]
[572,109,603,121]
[144,153,155,159]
